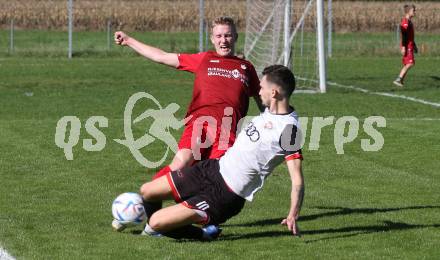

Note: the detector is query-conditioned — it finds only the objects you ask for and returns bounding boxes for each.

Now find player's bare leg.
[169,148,195,171]
[140,180,203,237]
[147,204,203,233]
[147,149,195,222]
[399,63,414,80]
[140,172,222,240]
[138,175,175,221]
[143,204,221,240]
[394,63,414,87]
[139,175,174,201]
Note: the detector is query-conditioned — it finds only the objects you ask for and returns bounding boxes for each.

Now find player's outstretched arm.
[114,31,179,68]
[281,158,304,236]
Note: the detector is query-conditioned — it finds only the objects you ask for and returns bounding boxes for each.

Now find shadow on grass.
[219,205,440,242]
[223,205,440,228]
[303,221,440,243]
[128,206,440,242]
[303,205,440,222]
[131,230,143,235]
[219,220,440,242]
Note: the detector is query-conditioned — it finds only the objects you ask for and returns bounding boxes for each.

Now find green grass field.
[0,31,439,259]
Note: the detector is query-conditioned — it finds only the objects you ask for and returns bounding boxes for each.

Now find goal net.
[244,0,322,91]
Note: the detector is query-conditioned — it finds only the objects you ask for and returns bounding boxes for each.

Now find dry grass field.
[1,0,439,32]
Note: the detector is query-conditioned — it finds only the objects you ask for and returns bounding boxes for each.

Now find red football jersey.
[400,18,415,48]
[177,51,260,133]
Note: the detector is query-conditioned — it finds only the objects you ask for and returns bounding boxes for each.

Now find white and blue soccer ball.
[112,192,147,225]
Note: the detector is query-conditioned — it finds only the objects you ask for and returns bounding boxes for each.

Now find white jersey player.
[220,106,302,201]
[113,65,305,240]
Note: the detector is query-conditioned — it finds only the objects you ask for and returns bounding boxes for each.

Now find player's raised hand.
[281,216,301,236]
[114,31,129,46]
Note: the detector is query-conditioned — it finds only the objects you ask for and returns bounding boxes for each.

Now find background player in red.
[114,17,262,221]
[393,4,417,87]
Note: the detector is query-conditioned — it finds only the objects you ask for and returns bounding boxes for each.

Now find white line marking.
[376,92,440,107]
[387,118,440,121]
[328,81,440,108]
[294,89,319,94]
[0,247,15,260]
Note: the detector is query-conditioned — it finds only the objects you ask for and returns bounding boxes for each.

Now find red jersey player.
[114,17,261,180]
[393,4,417,87]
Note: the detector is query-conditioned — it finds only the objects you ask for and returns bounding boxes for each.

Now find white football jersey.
[219,108,302,201]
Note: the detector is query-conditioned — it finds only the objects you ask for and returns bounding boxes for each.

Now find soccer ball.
[112,192,147,225]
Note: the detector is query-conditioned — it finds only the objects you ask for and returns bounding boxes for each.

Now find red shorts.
[178,119,236,161]
[402,48,415,65]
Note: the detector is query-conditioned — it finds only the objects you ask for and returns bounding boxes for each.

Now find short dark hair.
[262,65,296,97]
[404,4,415,14]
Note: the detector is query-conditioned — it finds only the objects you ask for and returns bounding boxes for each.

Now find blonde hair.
[211,16,237,35]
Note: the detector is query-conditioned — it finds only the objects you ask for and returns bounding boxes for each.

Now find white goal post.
[316,0,327,93]
[244,0,327,93]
